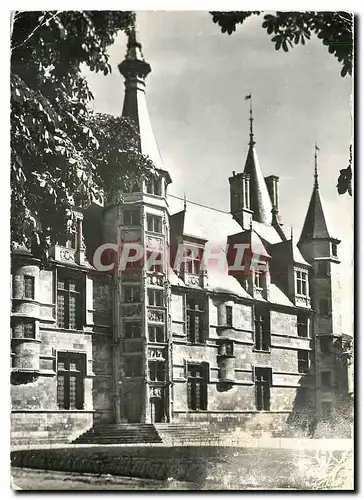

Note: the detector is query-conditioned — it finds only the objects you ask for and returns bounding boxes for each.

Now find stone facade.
[10,29,351,445]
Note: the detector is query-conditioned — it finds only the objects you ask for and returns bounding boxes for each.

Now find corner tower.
[298,146,347,423]
[105,26,172,425]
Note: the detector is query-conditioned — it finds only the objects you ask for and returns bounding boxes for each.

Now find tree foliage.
[210,11,353,77]
[11,11,153,249]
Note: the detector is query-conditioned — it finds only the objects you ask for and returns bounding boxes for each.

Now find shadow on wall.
[285,367,353,439]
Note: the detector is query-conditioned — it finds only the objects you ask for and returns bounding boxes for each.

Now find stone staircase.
[155,423,224,446]
[72,424,162,445]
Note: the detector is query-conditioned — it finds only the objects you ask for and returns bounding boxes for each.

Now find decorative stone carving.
[187,274,200,286]
[146,275,164,287]
[150,387,163,398]
[147,309,164,322]
[59,247,76,262]
[148,347,165,359]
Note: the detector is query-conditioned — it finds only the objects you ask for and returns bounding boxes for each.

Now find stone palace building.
[11,29,352,446]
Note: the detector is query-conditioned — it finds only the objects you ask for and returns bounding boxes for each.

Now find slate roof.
[298,184,338,243]
[243,145,273,225]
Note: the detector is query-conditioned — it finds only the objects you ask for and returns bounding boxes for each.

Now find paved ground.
[11,468,196,491]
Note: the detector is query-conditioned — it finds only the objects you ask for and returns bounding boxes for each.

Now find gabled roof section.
[168,197,242,244]
[243,145,273,225]
[228,228,271,259]
[271,238,310,267]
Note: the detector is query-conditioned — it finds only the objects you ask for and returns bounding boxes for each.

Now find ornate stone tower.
[104,27,172,424]
[298,147,347,422]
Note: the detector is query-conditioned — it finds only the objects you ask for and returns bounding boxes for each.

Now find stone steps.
[155,423,224,445]
[73,424,162,445]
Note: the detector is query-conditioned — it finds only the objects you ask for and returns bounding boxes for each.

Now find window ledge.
[252,349,271,354]
[11,337,41,343]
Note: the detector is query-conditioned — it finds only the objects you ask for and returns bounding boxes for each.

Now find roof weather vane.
[245,93,255,146]
[314,143,320,188]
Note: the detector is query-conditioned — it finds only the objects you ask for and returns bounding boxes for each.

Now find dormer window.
[185,248,201,275]
[295,270,308,296]
[332,243,338,257]
[146,178,162,196]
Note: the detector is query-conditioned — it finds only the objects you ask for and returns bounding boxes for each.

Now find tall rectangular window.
[186,296,206,344]
[149,361,165,382]
[187,363,208,410]
[124,285,141,303]
[297,313,308,337]
[148,288,163,306]
[148,325,165,343]
[298,350,309,373]
[57,353,85,410]
[296,270,308,296]
[255,367,271,411]
[254,306,270,351]
[147,214,162,233]
[332,243,338,257]
[254,271,264,289]
[147,178,162,196]
[57,274,83,330]
[124,209,140,226]
[124,322,141,339]
[226,305,233,327]
[24,275,35,299]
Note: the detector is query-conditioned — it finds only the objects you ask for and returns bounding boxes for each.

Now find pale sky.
[82,11,353,333]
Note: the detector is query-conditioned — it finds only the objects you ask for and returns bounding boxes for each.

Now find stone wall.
[11,255,114,444]
[170,289,311,434]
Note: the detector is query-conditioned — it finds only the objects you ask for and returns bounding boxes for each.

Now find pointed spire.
[118,22,169,177]
[298,146,337,244]
[291,226,293,240]
[183,193,187,211]
[242,94,273,225]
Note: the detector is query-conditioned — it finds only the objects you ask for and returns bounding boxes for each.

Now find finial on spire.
[118,20,151,78]
[245,93,255,146]
[314,143,320,189]
[183,193,187,211]
[291,226,294,240]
